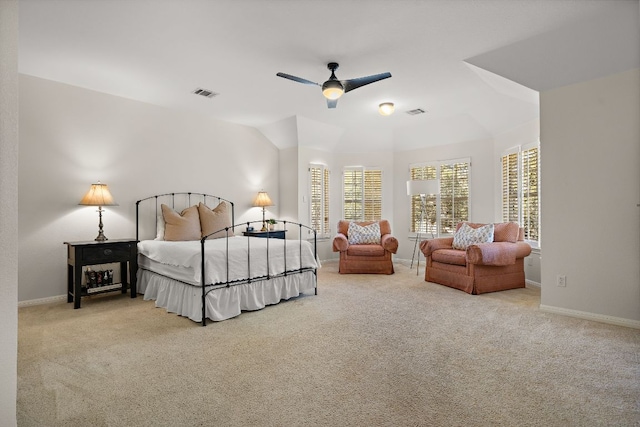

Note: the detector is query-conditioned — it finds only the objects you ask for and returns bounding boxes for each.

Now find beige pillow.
[161,204,201,241]
[198,202,234,239]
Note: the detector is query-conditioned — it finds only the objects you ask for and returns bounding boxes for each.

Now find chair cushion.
[348,222,381,245]
[452,223,494,250]
[431,249,467,266]
[346,244,386,257]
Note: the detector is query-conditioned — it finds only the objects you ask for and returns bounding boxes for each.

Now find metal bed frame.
[135,192,318,326]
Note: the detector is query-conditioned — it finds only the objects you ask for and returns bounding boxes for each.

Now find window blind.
[343,167,382,222]
[409,158,470,236]
[309,164,330,237]
[521,146,539,241]
[501,145,540,244]
[502,152,519,223]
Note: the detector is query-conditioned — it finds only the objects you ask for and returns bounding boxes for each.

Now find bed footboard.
[199,220,318,326]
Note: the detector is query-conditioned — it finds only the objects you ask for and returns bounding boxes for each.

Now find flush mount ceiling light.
[378,102,395,116]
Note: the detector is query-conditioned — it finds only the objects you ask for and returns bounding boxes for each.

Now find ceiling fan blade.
[327,98,338,109]
[343,72,392,93]
[276,72,320,86]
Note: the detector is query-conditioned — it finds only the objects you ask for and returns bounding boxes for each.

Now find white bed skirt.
[137,269,317,322]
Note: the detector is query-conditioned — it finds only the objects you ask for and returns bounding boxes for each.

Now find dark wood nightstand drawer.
[82,243,133,263]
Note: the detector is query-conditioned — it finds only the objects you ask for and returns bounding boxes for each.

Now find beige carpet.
[17,260,640,426]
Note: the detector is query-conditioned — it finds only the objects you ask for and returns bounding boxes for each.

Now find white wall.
[18,75,280,302]
[0,1,18,424]
[393,138,495,261]
[540,68,640,325]
[278,146,300,238]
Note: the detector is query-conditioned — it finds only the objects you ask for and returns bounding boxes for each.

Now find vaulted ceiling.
[18,0,640,152]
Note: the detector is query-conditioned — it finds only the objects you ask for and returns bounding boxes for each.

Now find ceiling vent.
[192,88,219,98]
[405,108,426,116]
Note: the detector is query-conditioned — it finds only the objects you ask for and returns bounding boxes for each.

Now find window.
[501,144,539,244]
[309,164,330,237]
[343,167,382,221]
[409,158,470,236]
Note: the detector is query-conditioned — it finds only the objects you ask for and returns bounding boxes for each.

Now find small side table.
[64,239,138,309]
[242,230,287,239]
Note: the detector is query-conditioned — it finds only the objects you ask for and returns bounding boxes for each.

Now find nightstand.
[64,239,138,309]
[242,230,287,239]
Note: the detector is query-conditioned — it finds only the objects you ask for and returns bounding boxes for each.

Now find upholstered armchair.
[332,220,398,274]
[419,222,531,294]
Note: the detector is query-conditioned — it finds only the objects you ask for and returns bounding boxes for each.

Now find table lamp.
[79,181,118,241]
[253,191,274,231]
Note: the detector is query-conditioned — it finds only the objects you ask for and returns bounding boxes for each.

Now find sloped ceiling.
[18,0,639,152]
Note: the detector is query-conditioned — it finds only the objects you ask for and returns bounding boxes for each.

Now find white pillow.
[452,223,494,250]
[154,213,166,240]
[347,222,381,245]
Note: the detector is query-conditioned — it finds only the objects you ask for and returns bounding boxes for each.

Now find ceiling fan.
[276,62,392,108]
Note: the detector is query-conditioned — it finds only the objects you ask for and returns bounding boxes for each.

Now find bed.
[135,192,319,325]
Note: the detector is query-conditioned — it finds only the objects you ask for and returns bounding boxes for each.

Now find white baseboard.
[18,294,67,308]
[525,279,540,288]
[539,304,640,329]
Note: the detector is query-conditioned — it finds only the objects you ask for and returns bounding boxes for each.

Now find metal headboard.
[135,192,234,241]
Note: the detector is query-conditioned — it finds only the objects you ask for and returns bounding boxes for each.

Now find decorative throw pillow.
[198,201,234,240]
[161,204,202,241]
[452,222,494,250]
[154,213,166,240]
[347,222,381,245]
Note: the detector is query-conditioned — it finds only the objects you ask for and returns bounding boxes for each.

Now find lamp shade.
[253,191,274,208]
[79,182,118,206]
[406,180,438,196]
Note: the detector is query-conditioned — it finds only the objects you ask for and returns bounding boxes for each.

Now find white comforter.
[137,236,319,286]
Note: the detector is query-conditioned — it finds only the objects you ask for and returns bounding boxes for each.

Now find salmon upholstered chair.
[420,222,531,294]
[332,220,398,274]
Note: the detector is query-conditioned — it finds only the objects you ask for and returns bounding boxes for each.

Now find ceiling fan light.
[379,102,395,116]
[322,80,344,100]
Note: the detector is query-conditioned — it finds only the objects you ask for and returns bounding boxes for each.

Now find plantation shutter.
[363,170,382,221]
[409,159,469,236]
[521,146,539,241]
[500,145,540,245]
[309,164,330,237]
[440,161,469,234]
[343,168,363,221]
[323,167,330,234]
[409,165,437,234]
[343,167,382,222]
[502,152,519,223]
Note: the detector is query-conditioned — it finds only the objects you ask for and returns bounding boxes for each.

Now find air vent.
[406,108,426,116]
[192,88,219,98]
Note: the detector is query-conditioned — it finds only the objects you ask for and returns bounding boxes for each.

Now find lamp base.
[95,207,108,241]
